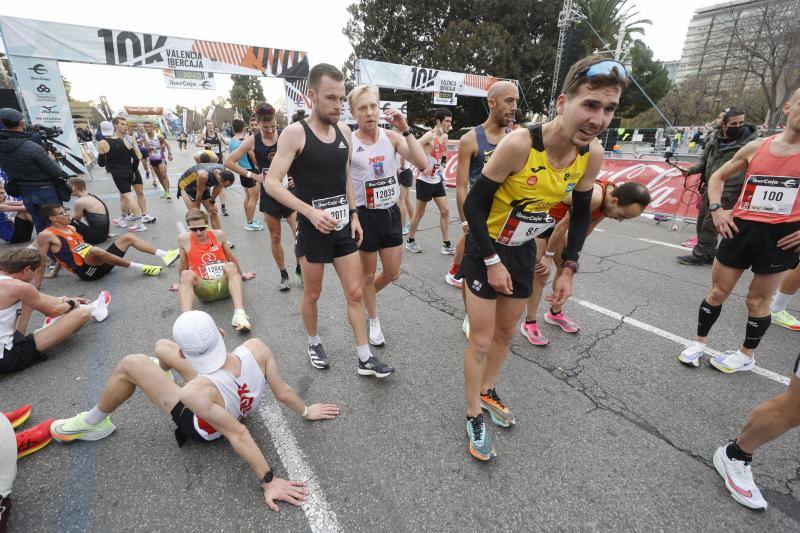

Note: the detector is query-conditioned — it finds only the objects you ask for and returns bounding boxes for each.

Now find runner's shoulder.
[458,128,478,151]
[336,121,353,140]
[502,127,535,151]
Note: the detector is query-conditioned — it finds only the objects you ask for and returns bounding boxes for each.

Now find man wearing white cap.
[50,310,340,511]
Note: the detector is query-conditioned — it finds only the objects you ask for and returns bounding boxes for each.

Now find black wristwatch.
[708,202,722,212]
[258,469,274,487]
[349,208,357,217]
[401,130,412,137]
[563,260,579,273]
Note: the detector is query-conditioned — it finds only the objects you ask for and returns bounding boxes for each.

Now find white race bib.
[203,261,225,280]
[739,175,800,215]
[495,209,554,246]
[364,176,399,209]
[312,194,349,231]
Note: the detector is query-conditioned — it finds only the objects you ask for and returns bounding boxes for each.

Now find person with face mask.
[677,108,759,266]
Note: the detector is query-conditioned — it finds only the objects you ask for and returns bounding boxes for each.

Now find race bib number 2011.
[364,176,399,209]
[312,194,349,231]
[495,209,554,246]
[739,175,800,215]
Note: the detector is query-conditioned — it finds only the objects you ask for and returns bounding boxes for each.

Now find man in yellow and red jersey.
[460,55,628,461]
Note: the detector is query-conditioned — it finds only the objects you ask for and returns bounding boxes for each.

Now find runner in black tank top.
[96,118,145,231]
[196,121,229,215]
[260,63,394,378]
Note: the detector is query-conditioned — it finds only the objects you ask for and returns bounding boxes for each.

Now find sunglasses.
[564,60,627,93]
[255,104,275,115]
[188,225,208,232]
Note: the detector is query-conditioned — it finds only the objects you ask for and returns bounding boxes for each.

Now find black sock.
[697,299,722,337]
[295,265,301,274]
[280,269,288,278]
[550,308,561,316]
[726,440,753,463]
[525,319,537,324]
[743,315,771,350]
[408,238,415,243]
[443,240,451,247]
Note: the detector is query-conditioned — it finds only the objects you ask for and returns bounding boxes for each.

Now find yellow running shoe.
[141,265,162,276]
[771,310,800,331]
[162,249,180,267]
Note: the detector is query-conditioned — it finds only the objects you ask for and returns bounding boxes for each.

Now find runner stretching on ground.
[50,311,340,512]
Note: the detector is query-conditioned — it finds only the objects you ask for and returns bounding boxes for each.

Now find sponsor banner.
[437,149,699,219]
[123,106,163,115]
[7,55,86,174]
[163,69,215,90]
[433,92,457,106]
[355,58,515,97]
[0,16,308,78]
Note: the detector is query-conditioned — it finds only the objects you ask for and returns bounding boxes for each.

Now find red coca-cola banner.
[433,150,700,220]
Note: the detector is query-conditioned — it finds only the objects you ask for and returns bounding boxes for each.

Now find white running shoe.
[441,242,456,255]
[445,272,463,289]
[91,290,111,322]
[713,444,767,511]
[113,217,128,228]
[369,318,385,347]
[141,214,157,223]
[678,341,706,367]
[710,350,755,373]
[128,224,147,233]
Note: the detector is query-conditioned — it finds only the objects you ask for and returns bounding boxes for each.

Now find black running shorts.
[398,168,414,188]
[461,236,536,300]
[357,204,402,252]
[181,185,212,203]
[75,242,125,281]
[111,174,133,194]
[260,187,295,218]
[239,173,257,189]
[716,218,800,274]
[170,401,212,447]
[295,217,358,264]
[416,180,446,202]
[0,332,46,374]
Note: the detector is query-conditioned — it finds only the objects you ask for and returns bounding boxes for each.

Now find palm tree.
[575,0,652,57]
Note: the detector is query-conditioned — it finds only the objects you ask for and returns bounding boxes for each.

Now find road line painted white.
[258,396,342,533]
[573,298,791,386]
[635,237,690,250]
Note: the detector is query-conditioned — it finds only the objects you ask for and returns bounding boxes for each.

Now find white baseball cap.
[172,311,227,374]
[99,121,114,136]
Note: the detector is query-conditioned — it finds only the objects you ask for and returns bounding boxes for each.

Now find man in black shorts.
[262,63,394,377]
[0,248,110,374]
[68,178,111,244]
[50,311,340,512]
[405,108,454,254]
[177,163,235,231]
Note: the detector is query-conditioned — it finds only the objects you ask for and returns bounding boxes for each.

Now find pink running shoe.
[682,236,698,248]
[544,311,580,333]
[520,321,549,346]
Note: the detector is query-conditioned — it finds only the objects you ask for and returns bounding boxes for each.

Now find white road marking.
[573,298,791,386]
[258,396,342,533]
[176,222,186,234]
[634,237,690,250]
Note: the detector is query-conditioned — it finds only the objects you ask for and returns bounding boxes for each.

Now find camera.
[31,124,64,138]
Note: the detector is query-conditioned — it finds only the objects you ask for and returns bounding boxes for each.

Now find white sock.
[369,316,379,324]
[308,335,321,346]
[736,349,753,360]
[129,262,144,271]
[771,291,793,313]
[356,344,372,363]
[85,406,109,425]
[155,249,168,258]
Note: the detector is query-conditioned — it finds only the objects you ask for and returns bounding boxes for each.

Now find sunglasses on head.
[189,225,208,232]
[255,104,275,115]
[564,60,627,93]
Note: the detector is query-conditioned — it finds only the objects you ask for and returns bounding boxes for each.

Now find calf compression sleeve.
[743,315,771,350]
[697,299,722,337]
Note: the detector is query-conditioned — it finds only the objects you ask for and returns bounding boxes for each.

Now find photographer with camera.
[0,108,67,234]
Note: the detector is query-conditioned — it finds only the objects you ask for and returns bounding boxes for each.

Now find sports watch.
[563,260,579,273]
[258,469,274,487]
[708,203,722,212]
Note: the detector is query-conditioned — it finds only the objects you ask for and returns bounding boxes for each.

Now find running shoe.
[445,272,463,289]
[677,254,713,266]
[295,268,303,288]
[148,356,174,382]
[441,243,456,255]
[520,321,549,346]
[128,224,147,233]
[113,217,128,229]
[544,310,580,333]
[308,343,330,370]
[368,319,385,347]
[713,444,767,511]
[771,309,800,331]
[141,265,162,276]
[4,404,32,429]
[232,310,252,333]
[164,193,173,200]
[161,249,180,267]
[357,356,394,378]
[405,240,422,253]
[39,315,60,330]
[141,214,157,223]
[254,220,265,229]
[278,276,290,292]
[91,290,111,322]
[462,315,470,339]
[50,412,116,442]
[681,236,698,249]
[16,419,55,458]
[402,222,410,235]
[678,341,706,367]
[221,205,229,216]
[244,222,263,231]
[466,414,495,461]
[710,350,755,373]
[227,241,236,249]
[480,388,515,427]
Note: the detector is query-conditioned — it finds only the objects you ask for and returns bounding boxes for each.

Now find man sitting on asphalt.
[35,204,178,282]
[50,310,340,512]
[0,247,110,374]
[68,178,111,245]
[169,209,255,333]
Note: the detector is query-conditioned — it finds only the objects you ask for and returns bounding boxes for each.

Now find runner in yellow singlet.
[460,55,629,461]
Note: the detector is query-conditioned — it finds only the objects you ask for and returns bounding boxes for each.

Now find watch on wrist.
[401,130,412,137]
[708,202,722,212]
[563,260,579,273]
[258,469,274,487]
[349,208,357,217]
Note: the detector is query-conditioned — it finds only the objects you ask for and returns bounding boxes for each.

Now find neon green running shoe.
[771,310,800,331]
[141,265,162,276]
[161,249,180,267]
[50,412,116,442]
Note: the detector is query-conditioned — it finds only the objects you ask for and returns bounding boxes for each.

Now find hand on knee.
[154,338,178,358]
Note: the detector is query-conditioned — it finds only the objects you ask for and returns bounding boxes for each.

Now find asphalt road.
[2,143,798,532]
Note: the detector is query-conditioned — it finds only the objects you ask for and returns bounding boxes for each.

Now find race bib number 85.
[312,194,349,231]
[495,209,554,246]
[739,175,800,215]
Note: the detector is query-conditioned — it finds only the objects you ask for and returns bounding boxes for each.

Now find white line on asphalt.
[573,298,791,386]
[258,396,342,533]
[176,222,186,235]
[634,237,690,250]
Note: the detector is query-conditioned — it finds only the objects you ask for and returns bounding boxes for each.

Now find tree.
[343,0,560,132]
[631,75,722,127]
[228,75,265,119]
[576,0,651,56]
[726,0,800,131]
[618,40,670,118]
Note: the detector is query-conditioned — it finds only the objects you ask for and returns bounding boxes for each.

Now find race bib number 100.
[739,175,800,215]
[364,176,398,209]
[495,209,554,246]
[312,194,349,231]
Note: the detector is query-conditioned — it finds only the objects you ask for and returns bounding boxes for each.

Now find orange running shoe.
[4,404,32,429]
[16,419,55,458]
